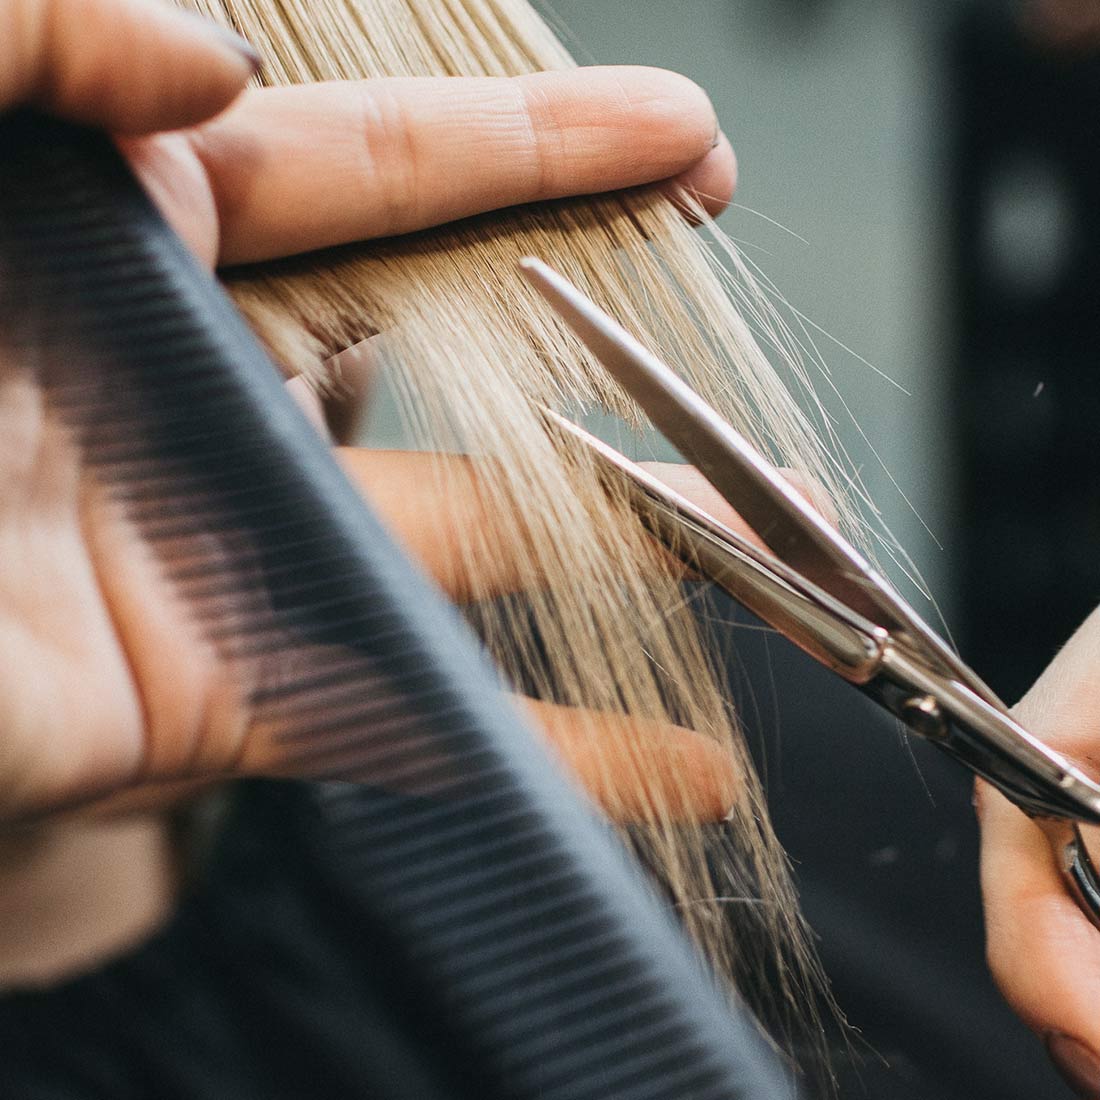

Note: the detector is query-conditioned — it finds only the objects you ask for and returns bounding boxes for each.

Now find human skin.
[1,7,1096,1098]
[979,610,1100,1097]
[0,0,740,984]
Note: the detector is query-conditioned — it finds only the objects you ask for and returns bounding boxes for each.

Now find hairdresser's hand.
[979,607,1100,1098]
[0,0,741,823]
[3,0,735,263]
[119,62,735,270]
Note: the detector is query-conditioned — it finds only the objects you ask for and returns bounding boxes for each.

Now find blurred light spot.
[981,155,1076,298]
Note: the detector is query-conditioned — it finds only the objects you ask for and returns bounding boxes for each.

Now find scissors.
[519,256,1100,930]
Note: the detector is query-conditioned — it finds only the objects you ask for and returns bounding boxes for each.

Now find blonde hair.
[180,0,855,1074]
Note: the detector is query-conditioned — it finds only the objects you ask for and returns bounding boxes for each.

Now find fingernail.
[1046,1033,1100,1098]
[209,24,263,75]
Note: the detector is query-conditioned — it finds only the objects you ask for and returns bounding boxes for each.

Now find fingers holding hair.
[189,67,733,264]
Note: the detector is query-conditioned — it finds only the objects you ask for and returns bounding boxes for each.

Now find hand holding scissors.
[521,257,1100,1096]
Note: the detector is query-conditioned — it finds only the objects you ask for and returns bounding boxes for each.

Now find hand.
[979,607,1100,1098]
[0,0,740,823]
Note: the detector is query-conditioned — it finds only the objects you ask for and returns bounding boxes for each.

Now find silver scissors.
[519,256,1100,929]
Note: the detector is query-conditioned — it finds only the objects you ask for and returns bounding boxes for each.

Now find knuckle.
[512,75,566,198]
[355,82,423,234]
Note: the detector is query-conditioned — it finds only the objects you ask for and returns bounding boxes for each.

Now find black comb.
[0,108,794,1100]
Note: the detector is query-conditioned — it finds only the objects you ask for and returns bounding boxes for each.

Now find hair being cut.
[179,0,858,1074]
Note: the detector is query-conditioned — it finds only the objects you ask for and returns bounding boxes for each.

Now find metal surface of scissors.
[519,256,1100,930]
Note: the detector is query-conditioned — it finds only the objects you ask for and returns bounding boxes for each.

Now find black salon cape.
[0,636,1077,1099]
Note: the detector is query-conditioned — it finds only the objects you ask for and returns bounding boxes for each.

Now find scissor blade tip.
[518,256,550,278]
[517,257,573,297]
[517,258,588,321]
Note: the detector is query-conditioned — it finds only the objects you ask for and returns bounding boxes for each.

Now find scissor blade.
[525,271,1100,835]
[541,407,883,682]
[522,261,888,615]
[519,256,1004,710]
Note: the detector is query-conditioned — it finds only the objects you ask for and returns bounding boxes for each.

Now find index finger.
[188,68,728,264]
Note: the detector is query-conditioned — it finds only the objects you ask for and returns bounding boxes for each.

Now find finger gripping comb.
[0,108,793,1100]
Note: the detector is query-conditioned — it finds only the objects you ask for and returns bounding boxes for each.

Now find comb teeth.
[0,109,791,1099]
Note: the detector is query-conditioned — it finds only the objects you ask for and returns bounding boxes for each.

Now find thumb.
[1,0,260,134]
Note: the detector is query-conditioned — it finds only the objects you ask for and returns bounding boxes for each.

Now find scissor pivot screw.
[901,695,948,740]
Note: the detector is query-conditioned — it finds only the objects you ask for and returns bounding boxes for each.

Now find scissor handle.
[1059,825,1100,932]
